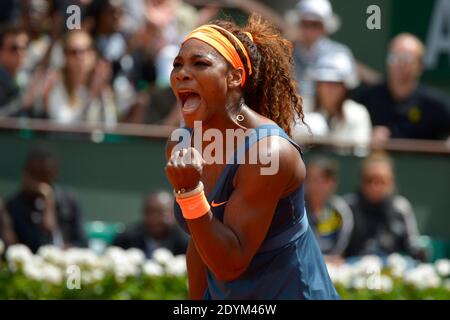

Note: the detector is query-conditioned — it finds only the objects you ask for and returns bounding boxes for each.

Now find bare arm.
[186,239,208,299]
[166,140,207,298]
[166,136,304,281]
[0,200,17,246]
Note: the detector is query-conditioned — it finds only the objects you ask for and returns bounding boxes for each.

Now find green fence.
[0,129,449,242]
[260,0,450,93]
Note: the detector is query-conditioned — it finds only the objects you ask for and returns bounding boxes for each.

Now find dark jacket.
[307,195,354,256]
[352,82,450,140]
[113,222,188,258]
[0,65,22,117]
[343,191,420,258]
[6,186,88,252]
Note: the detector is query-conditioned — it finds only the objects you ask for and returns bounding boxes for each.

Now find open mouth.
[178,89,202,114]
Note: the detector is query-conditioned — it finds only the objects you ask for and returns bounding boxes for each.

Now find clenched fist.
[165,147,205,192]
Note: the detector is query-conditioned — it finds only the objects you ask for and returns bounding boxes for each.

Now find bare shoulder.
[258,135,305,182]
[235,135,305,197]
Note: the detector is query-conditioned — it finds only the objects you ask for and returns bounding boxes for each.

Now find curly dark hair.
[211,14,304,137]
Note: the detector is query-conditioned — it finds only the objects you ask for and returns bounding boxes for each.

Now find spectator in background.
[344,152,420,259]
[49,0,97,62]
[0,198,17,247]
[120,0,147,35]
[45,30,133,125]
[17,0,65,117]
[0,0,20,25]
[143,0,199,87]
[305,157,353,262]
[353,33,450,142]
[287,0,357,112]
[88,0,129,73]
[19,0,52,75]
[127,18,159,91]
[51,0,96,33]
[23,0,95,78]
[125,0,204,124]
[114,190,188,258]
[142,86,180,125]
[6,147,88,253]
[0,24,34,117]
[295,51,371,147]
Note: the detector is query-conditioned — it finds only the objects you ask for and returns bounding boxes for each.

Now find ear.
[417,59,424,74]
[330,179,338,193]
[227,67,243,89]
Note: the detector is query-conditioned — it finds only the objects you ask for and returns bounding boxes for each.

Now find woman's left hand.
[165,147,205,192]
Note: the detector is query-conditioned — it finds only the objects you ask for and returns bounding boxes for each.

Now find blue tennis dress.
[174,124,339,300]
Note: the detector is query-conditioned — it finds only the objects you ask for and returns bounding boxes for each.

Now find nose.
[175,66,192,82]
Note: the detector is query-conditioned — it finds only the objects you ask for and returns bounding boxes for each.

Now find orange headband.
[182,24,253,87]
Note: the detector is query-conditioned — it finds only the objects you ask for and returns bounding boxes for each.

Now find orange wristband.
[176,190,210,220]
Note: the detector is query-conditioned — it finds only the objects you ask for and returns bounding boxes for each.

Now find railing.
[0,117,174,140]
[0,117,449,155]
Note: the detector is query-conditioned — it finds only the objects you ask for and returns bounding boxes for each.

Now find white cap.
[310,51,359,89]
[295,0,341,34]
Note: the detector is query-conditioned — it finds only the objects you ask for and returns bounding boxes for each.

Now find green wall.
[260,0,450,92]
[260,0,392,72]
[0,130,449,239]
[0,131,170,223]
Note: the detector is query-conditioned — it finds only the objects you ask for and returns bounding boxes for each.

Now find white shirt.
[47,81,118,126]
[325,99,372,147]
[293,99,372,150]
[293,111,329,139]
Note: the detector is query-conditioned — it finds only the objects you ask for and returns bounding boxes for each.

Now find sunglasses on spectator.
[362,175,387,185]
[299,20,324,30]
[387,52,417,65]
[66,47,91,56]
[7,44,27,52]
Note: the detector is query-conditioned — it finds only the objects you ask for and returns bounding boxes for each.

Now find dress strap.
[206,124,291,201]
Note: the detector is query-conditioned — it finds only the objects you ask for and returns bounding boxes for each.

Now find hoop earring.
[236,98,246,122]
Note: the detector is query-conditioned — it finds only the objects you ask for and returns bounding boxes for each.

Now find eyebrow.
[192,53,210,59]
[174,53,212,61]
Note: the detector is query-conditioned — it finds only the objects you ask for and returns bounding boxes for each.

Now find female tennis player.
[165,14,338,300]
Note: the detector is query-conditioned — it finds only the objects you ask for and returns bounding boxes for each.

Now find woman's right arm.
[186,239,208,300]
[166,139,207,299]
[0,200,17,246]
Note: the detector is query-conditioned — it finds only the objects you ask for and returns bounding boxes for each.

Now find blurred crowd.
[288,0,450,145]
[304,152,424,265]
[0,0,222,126]
[0,146,189,258]
[0,0,449,263]
[0,0,448,142]
[0,146,425,264]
